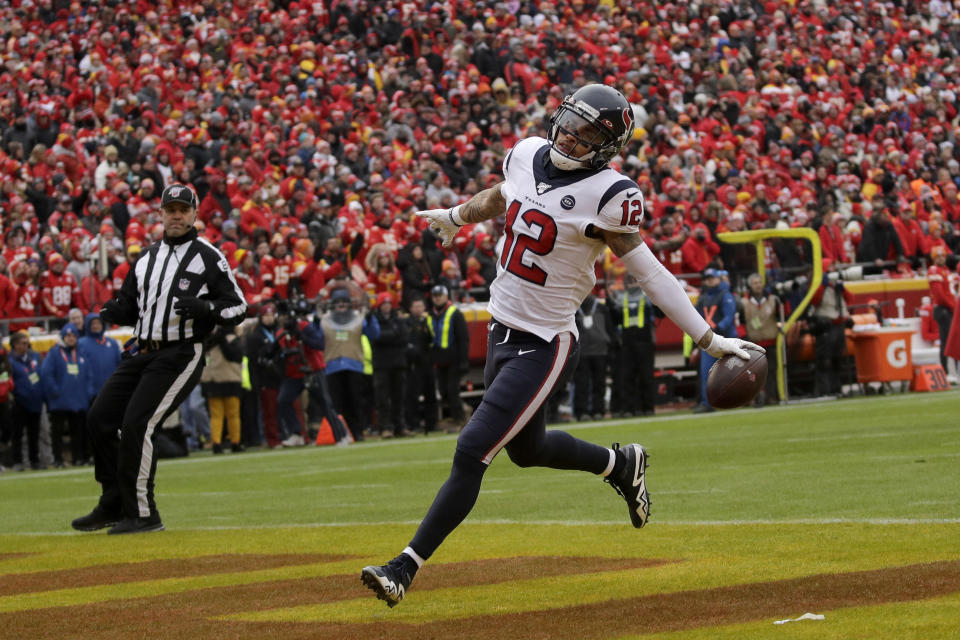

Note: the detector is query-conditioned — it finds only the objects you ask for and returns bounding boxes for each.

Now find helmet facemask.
[549,94,630,170]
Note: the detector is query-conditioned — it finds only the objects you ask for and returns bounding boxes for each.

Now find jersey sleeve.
[593,178,644,234]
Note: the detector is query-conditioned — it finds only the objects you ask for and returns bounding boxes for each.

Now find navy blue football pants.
[409,320,611,560]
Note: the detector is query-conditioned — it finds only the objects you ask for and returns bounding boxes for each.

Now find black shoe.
[212,443,223,454]
[53,460,66,469]
[72,506,122,532]
[361,554,416,607]
[108,515,165,535]
[604,443,651,528]
[231,443,246,453]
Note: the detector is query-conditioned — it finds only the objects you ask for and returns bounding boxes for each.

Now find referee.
[72,184,247,534]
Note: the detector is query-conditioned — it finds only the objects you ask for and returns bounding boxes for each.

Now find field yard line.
[786,427,960,443]
[8,517,960,536]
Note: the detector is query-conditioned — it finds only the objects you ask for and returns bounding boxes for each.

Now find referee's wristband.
[448,205,465,227]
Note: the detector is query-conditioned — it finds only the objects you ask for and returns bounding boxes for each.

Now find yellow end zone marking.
[0,558,359,613]
[219,566,672,624]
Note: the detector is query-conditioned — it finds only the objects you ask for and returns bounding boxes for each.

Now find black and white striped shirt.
[111,228,247,344]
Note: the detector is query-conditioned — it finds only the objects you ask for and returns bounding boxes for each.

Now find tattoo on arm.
[602,230,644,258]
[459,182,507,224]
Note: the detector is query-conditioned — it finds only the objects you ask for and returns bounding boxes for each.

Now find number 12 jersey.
[488,137,645,342]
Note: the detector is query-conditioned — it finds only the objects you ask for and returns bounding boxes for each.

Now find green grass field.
[1,391,959,639]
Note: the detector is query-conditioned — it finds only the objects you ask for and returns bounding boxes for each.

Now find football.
[705,350,768,409]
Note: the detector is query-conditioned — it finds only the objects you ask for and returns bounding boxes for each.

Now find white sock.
[600,448,616,477]
[402,546,425,568]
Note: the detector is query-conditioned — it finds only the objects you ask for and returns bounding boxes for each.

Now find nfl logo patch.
[178,278,191,291]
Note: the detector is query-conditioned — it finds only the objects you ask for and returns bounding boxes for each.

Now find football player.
[361,84,764,607]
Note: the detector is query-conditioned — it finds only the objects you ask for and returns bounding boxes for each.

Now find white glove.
[415,207,462,248]
[704,333,765,360]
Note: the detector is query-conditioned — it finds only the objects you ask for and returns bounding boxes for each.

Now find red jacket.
[77,275,114,314]
[680,234,720,277]
[818,222,846,265]
[41,270,78,317]
[300,260,343,300]
[277,320,325,378]
[0,274,18,318]
[927,264,956,308]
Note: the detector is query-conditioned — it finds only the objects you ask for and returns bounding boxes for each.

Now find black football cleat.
[605,443,651,528]
[71,506,122,532]
[107,515,165,535]
[361,555,415,607]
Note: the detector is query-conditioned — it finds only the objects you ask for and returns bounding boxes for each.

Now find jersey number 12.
[500,200,558,286]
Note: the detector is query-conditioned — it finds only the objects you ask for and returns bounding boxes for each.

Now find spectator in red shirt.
[680,226,721,282]
[648,216,689,275]
[40,253,78,321]
[818,210,847,266]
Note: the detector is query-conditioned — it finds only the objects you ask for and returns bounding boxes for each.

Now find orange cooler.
[849,328,914,383]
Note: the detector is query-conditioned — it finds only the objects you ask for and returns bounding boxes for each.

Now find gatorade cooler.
[849,328,914,383]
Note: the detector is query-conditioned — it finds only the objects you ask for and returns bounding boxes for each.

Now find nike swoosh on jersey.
[518,348,536,355]
[625,191,639,198]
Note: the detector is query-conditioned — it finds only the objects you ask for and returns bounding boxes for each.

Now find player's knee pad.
[451,448,488,478]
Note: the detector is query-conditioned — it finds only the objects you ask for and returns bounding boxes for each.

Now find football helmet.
[548,84,635,170]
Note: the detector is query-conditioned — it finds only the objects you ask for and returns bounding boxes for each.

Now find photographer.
[320,288,381,442]
[742,274,782,406]
[808,262,854,397]
[274,297,347,446]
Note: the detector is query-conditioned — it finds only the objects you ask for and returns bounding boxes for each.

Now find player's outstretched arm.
[415,182,506,247]
[602,229,763,360]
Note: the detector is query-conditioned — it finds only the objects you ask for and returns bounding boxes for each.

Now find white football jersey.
[488,136,645,341]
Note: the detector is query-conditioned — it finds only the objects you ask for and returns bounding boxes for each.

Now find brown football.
[705,350,768,409]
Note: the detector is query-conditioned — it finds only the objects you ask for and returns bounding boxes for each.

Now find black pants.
[619,336,656,414]
[934,305,954,370]
[435,364,465,422]
[573,354,607,417]
[277,377,306,440]
[409,321,609,561]
[373,366,406,434]
[405,361,438,432]
[814,322,847,396]
[326,369,366,440]
[304,371,348,442]
[11,405,41,466]
[50,410,87,464]
[240,389,261,446]
[88,342,205,519]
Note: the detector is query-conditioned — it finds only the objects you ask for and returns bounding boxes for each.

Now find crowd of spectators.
[3,0,960,326]
[4,1,960,461]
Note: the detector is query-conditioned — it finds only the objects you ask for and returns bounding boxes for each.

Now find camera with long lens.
[772,275,809,297]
